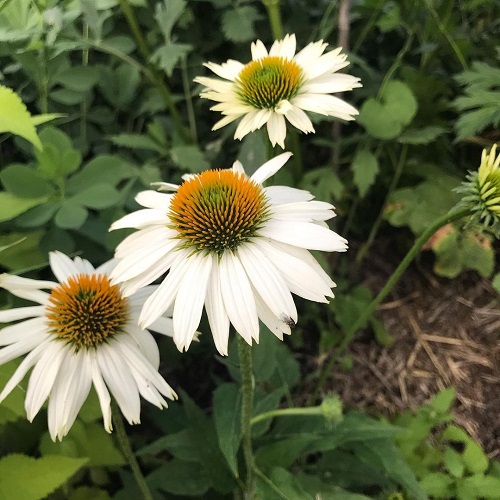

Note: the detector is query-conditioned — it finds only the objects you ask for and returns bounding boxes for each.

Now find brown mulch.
[326,248,500,457]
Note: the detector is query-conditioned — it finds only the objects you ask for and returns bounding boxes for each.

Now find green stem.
[311,206,470,403]
[251,406,322,427]
[238,336,255,498]
[181,56,198,145]
[117,0,190,142]
[112,402,153,500]
[262,0,284,39]
[355,144,408,265]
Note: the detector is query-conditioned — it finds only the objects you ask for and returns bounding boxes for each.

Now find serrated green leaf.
[170,145,209,172]
[0,85,42,149]
[154,0,186,41]
[52,66,100,92]
[222,6,260,42]
[0,454,88,500]
[351,149,379,197]
[151,42,192,76]
[213,383,241,477]
[31,113,64,126]
[0,192,48,222]
[147,459,211,496]
[0,164,54,198]
[54,202,88,229]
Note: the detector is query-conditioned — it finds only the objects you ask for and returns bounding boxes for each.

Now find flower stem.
[311,206,471,403]
[251,406,323,426]
[112,402,153,500]
[117,0,190,142]
[262,0,284,39]
[238,336,255,498]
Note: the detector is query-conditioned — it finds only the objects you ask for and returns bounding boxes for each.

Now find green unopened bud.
[320,395,343,423]
[457,144,500,236]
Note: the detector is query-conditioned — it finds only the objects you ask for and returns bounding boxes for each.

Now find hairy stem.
[262,0,284,39]
[238,336,255,498]
[251,406,323,426]
[311,206,471,403]
[112,402,153,500]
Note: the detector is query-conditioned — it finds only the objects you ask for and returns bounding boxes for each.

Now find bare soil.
[322,246,500,457]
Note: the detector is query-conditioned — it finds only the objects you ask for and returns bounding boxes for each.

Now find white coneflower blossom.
[109,152,347,355]
[0,252,177,441]
[194,33,361,148]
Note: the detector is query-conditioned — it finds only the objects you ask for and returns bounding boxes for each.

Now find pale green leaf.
[0,192,48,222]
[52,66,100,92]
[0,454,88,500]
[0,85,42,149]
[222,6,261,42]
[54,202,88,229]
[170,145,209,172]
[351,148,379,197]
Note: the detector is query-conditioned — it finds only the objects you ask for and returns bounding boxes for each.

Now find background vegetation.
[0,0,499,498]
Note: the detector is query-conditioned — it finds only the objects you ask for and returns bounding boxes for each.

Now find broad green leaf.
[0,192,48,222]
[384,81,418,126]
[71,184,121,209]
[54,202,88,229]
[351,148,379,197]
[137,429,198,462]
[456,474,500,500]
[213,383,241,477]
[170,145,209,172]
[222,6,261,43]
[429,387,456,414]
[420,472,454,497]
[0,232,45,271]
[150,43,192,76]
[50,89,86,106]
[0,85,42,149]
[31,114,64,126]
[255,467,314,500]
[463,440,488,474]
[15,202,60,228]
[0,164,54,198]
[0,454,88,500]
[79,423,125,466]
[443,446,465,478]
[52,66,100,92]
[109,134,166,153]
[147,459,211,496]
[398,126,446,144]
[181,391,235,493]
[154,0,186,41]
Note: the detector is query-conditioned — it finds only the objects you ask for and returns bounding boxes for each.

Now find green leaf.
[255,467,314,500]
[456,474,500,500]
[0,85,42,149]
[296,473,373,499]
[69,487,110,500]
[0,232,45,271]
[54,202,88,229]
[71,184,121,209]
[79,423,125,466]
[150,42,192,76]
[0,454,88,500]
[52,66,100,92]
[137,429,198,461]
[237,132,267,176]
[170,145,209,172]
[181,391,235,493]
[444,446,465,478]
[397,126,446,144]
[420,472,454,497]
[213,383,241,477]
[351,148,379,197]
[463,440,488,474]
[358,81,417,139]
[36,128,81,179]
[0,164,54,198]
[15,202,60,228]
[154,0,186,41]
[147,459,211,496]
[222,6,261,43]
[0,192,48,222]
[31,114,64,127]
[429,387,456,414]
[109,134,167,153]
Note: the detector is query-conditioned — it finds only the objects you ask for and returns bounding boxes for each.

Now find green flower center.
[46,274,129,350]
[236,56,303,109]
[169,169,270,255]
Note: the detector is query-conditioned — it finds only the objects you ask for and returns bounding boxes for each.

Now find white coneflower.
[110,152,347,355]
[0,252,177,441]
[194,34,361,148]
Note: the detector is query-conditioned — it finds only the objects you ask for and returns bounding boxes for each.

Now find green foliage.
[394,388,500,499]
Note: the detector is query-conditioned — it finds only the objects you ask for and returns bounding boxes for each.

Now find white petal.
[300,73,362,94]
[0,329,50,365]
[95,259,118,276]
[0,305,45,323]
[114,225,175,257]
[195,76,235,94]
[213,114,242,131]
[135,190,172,210]
[147,316,174,338]
[254,294,290,340]
[251,39,268,60]
[205,255,230,356]
[0,340,49,403]
[150,181,179,192]
[264,185,314,204]
[260,220,348,252]
[266,113,287,148]
[173,254,212,352]
[284,106,315,134]
[232,160,246,175]
[302,48,348,80]
[125,325,161,368]
[97,343,141,425]
[292,94,359,119]
[49,251,81,283]
[90,351,112,432]
[204,60,244,81]
[234,110,266,140]
[25,341,66,421]
[293,40,328,69]
[139,250,193,329]
[0,317,47,345]
[219,252,259,344]
[271,200,335,221]
[273,34,296,59]
[251,152,293,185]
[0,274,55,304]
[237,243,297,323]
[109,209,167,230]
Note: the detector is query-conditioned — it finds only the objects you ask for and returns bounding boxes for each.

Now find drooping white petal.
[283,105,315,134]
[254,294,290,340]
[235,110,267,140]
[204,60,244,81]
[173,254,212,352]
[125,324,161,368]
[213,113,242,131]
[147,315,174,338]
[49,251,81,283]
[219,252,259,344]
[266,112,287,148]
[271,200,336,221]
[135,190,172,210]
[109,209,167,230]
[264,185,314,205]
[292,94,359,119]
[237,243,297,323]
[0,274,55,304]
[25,341,67,421]
[0,329,50,365]
[0,317,48,346]
[260,219,348,252]
[0,306,45,323]
[90,351,112,432]
[252,152,293,185]
[300,73,362,94]
[205,255,230,355]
